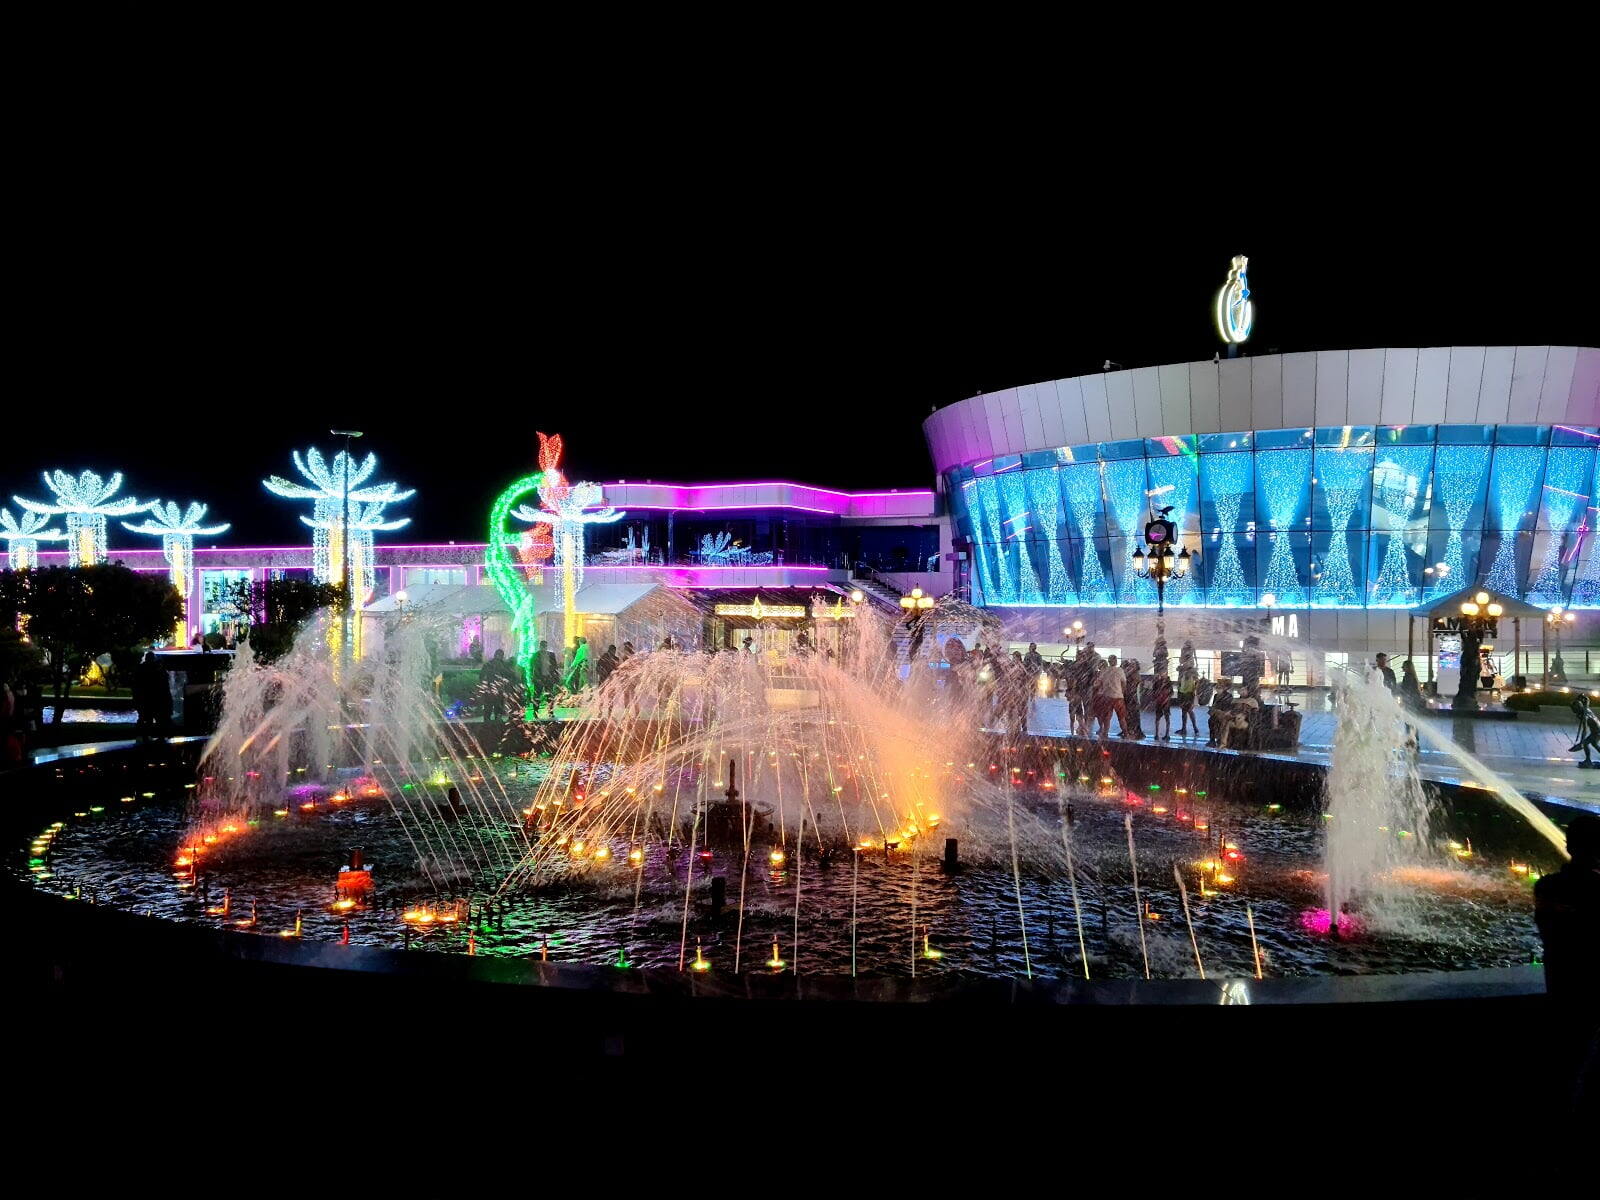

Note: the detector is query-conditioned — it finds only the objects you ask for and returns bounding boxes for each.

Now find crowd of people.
[950,634,1304,751]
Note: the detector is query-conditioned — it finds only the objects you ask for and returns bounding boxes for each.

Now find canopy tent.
[1405,586,1551,689]
[1407,585,1547,621]
[362,582,700,662]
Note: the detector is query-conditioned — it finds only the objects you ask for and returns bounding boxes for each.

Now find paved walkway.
[1026,697,1600,813]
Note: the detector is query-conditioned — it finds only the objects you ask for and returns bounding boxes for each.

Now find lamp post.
[1546,605,1575,684]
[330,429,364,663]
[1453,591,1502,711]
[1131,507,1191,618]
[899,585,935,664]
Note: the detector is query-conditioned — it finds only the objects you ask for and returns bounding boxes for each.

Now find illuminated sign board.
[1215,255,1254,344]
[714,596,808,620]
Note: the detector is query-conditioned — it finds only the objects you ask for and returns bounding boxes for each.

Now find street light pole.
[1546,605,1575,684]
[331,428,364,663]
[1131,507,1191,619]
[1453,592,1503,711]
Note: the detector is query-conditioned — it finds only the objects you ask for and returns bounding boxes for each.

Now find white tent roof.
[364,581,662,617]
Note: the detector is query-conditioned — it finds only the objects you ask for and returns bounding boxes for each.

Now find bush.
[1504,688,1594,712]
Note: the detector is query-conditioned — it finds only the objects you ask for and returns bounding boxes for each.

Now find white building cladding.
[925,348,1600,633]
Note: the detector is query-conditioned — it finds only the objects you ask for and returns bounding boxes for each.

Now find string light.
[1024,466,1076,603]
[122,501,230,645]
[1311,445,1371,606]
[1369,446,1433,605]
[1103,458,1156,605]
[263,448,413,596]
[1146,450,1200,606]
[1063,463,1113,604]
[511,434,624,648]
[485,472,547,695]
[998,468,1043,601]
[972,475,1017,604]
[12,470,149,565]
[1427,445,1491,600]
[1483,445,1544,598]
[0,507,66,570]
[1525,446,1592,606]
[1256,447,1312,606]
[1203,451,1252,605]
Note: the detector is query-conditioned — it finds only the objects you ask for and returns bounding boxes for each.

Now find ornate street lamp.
[1131,507,1191,617]
[1545,604,1576,684]
[899,586,936,663]
[1453,591,1502,711]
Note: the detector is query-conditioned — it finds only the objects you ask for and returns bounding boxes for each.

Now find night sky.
[8,150,1595,545]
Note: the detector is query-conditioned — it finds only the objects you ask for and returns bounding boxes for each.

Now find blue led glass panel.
[943,425,1595,610]
[1062,462,1113,604]
[1146,450,1201,606]
[1201,451,1253,606]
[1022,466,1075,604]
[1526,446,1595,606]
[1426,445,1492,600]
[1311,445,1374,607]
[1255,447,1312,605]
[1102,458,1155,604]
[1367,445,1434,607]
[1482,445,1546,597]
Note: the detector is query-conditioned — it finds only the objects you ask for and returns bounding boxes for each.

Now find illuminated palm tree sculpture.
[13,470,150,565]
[1,507,67,570]
[512,438,623,650]
[122,501,231,646]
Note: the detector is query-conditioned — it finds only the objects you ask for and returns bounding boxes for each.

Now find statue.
[1569,696,1600,768]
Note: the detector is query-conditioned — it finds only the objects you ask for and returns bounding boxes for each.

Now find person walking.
[595,644,620,687]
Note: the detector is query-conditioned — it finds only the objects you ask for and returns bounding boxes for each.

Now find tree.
[221,576,345,663]
[0,565,182,723]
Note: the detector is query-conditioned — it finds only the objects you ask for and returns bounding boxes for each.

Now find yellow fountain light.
[769,847,786,866]
[628,847,644,867]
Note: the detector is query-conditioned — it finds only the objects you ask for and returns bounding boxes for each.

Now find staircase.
[851,576,905,614]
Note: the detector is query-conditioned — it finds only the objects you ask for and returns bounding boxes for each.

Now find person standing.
[1176,664,1199,740]
[1399,659,1424,709]
[1072,642,1101,737]
[595,644,620,686]
[1121,656,1145,740]
[1023,642,1044,675]
[1095,654,1128,742]
[1533,812,1600,1108]
[1374,652,1398,694]
[1240,636,1264,701]
[533,640,560,717]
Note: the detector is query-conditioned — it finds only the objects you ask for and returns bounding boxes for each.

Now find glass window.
[1377,424,1437,445]
[1550,425,1600,448]
[1199,431,1253,454]
[1313,425,1374,447]
[1255,428,1313,450]
[414,568,467,587]
[1495,425,1550,445]
[1097,437,1145,461]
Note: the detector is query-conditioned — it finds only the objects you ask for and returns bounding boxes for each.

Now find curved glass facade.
[945,424,1600,609]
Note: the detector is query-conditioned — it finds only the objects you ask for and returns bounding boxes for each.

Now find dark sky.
[7,102,1596,545]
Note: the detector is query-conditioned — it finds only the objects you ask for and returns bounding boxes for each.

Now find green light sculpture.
[485,473,547,697]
